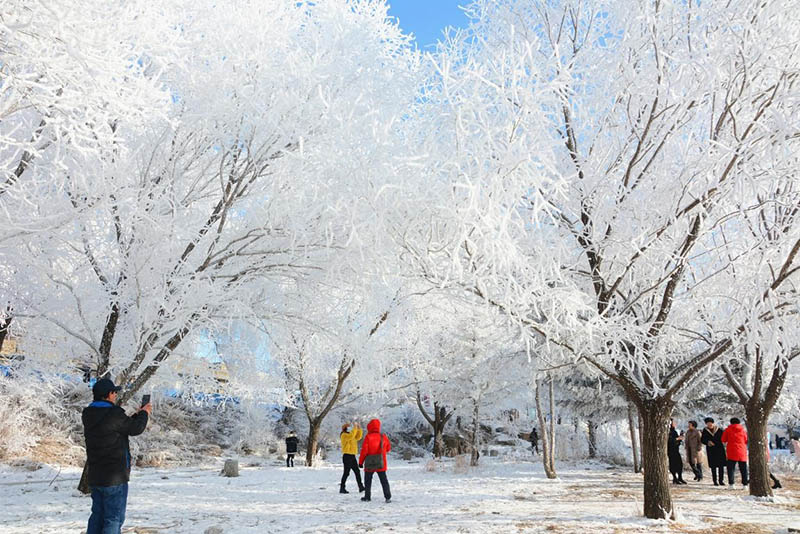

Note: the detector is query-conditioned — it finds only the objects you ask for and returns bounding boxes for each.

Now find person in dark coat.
[530,427,539,454]
[701,417,726,485]
[668,419,686,484]
[285,431,299,467]
[82,378,151,534]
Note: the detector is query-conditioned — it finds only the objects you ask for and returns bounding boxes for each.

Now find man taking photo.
[82,378,152,534]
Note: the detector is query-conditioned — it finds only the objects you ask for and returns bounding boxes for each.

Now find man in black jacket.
[285,430,299,467]
[83,378,151,534]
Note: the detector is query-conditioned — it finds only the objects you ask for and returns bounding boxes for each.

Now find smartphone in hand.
[141,394,151,407]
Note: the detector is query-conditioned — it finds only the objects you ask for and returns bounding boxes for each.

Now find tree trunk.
[306,420,321,467]
[417,393,453,458]
[587,420,598,459]
[722,347,793,498]
[535,379,557,479]
[433,423,445,457]
[548,375,556,473]
[638,410,645,469]
[628,403,641,473]
[96,302,120,378]
[433,403,447,458]
[745,405,772,497]
[470,399,480,467]
[639,400,674,519]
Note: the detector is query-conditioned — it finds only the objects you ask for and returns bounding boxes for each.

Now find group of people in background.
[285,418,392,503]
[668,417,782,489]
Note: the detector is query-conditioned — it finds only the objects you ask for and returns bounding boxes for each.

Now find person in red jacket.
[358,418,392,503]
[721,417,748,486]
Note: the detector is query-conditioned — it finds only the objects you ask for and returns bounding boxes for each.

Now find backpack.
[363,435,384,470]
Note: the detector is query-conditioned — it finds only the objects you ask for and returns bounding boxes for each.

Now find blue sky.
[386,1,470,49]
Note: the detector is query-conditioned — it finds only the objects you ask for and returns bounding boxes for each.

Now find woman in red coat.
[358,418,392,503]
[721,417,748,486]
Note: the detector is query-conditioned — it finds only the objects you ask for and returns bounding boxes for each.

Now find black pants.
[710,465,724,484]
[689,462,703,480]
[341,454,363,490]
[364,471,391,501]
[727,460,748,485]
[286,453,295,467]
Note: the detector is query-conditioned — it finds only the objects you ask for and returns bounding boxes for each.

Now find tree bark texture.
[305,421,321,468]
[628,403,641,473]
[535,379,557,479]
[745,407,771,497]
[470,399,480,467]
[416,393,454,458]
[639,400,673,519]
[587,420,598,459]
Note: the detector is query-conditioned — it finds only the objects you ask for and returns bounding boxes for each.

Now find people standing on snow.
[701,417,726,486]
[358,418,392,503]
[530,427,539,454]
[82,378,151,534]
[285,430,299,467]
[685,420,703,481]
[668,419,686,484]
[340,422,365,494]
[721,417,748,486]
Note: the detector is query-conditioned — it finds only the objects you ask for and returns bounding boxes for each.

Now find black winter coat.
[285,436,299,453]
[701,426,726,468]
[82,401,148,487]
[668,428,683,473]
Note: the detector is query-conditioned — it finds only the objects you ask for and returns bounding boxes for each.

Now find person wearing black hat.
[82,378,151,534]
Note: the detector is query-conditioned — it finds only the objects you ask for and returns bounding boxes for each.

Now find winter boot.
[770,474,781,489]
[360,497,370,502]
[385,497,391,503]
[340,486,349,494]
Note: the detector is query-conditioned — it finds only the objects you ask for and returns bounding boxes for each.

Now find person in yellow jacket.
[340,422,365,494]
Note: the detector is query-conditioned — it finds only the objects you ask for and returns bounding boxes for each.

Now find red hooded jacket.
[721,423,748,462]
[358,419,391,473]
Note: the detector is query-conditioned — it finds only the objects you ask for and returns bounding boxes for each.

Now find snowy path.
[1,458,797,533]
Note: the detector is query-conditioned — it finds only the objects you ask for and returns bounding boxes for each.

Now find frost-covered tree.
[711,177,800,497]
[0,0,174,346]
[395,0,800,519]
[0,0,170,200]
[4,0,418,406]
[263,277,401,466]
[721,342,800,496]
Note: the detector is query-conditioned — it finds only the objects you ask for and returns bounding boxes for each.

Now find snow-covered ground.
[1,457,798,533]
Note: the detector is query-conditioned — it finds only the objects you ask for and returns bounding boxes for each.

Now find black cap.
[93,378,122,397]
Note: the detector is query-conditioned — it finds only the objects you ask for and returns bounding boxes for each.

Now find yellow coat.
[340,427,363,455]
